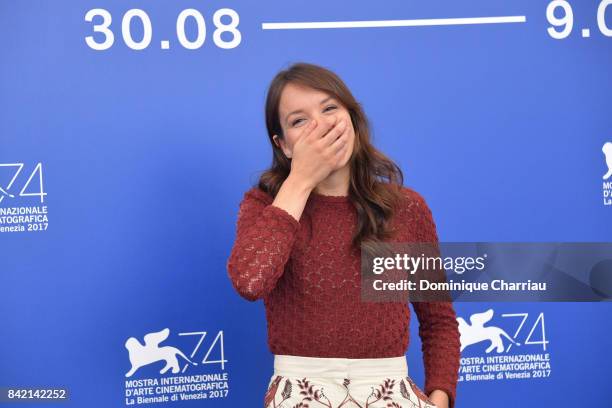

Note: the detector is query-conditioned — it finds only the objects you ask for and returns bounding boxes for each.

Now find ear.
[273,134,292,159]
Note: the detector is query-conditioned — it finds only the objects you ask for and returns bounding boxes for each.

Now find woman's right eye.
[292,105,338,127]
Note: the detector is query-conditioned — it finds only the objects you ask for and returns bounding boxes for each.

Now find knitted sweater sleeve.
[407,190,461,408]
[226,187,301,301]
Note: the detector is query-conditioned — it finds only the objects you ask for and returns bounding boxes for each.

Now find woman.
[226,62,460,408]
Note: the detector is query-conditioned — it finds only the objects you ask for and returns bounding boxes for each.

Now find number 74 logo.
[0,163,47,204]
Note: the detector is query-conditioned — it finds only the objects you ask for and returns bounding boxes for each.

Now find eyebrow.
[285,96,335,124]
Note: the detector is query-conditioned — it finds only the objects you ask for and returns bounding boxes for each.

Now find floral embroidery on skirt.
[264,375,438,408]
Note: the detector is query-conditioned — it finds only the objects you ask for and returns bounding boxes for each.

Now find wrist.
[285,173,314,196]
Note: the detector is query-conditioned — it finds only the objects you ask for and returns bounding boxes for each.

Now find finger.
[313,116,338,140]
[320,118,347,148]
[294,120,317,148]
[300,120,317,136]
[331,138,349,168]
[330,127,349,155]
[301,119,319,142]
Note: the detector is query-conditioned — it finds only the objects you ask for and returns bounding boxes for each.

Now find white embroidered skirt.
[264,354,438,408]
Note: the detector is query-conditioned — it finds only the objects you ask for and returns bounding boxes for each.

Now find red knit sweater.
[226,185,461,408]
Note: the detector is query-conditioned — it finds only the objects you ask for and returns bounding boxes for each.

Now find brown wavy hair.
[259,62,405,253]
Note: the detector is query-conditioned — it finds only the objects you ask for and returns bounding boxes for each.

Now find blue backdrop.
[1,1,610,407]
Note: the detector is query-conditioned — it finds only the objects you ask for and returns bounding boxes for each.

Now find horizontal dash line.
[262,15,527,30]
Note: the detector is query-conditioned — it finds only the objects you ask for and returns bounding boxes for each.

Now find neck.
[313,164,350,196]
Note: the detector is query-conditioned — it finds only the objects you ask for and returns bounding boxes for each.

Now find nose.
[316,114,339,130]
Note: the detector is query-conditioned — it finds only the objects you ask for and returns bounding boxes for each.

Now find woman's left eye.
[324,105,337,112]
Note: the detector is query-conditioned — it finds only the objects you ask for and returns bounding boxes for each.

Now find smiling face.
[273,82,356,167]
